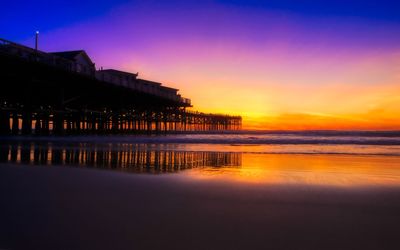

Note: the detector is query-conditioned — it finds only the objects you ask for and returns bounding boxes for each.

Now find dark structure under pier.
[0,38,242,135]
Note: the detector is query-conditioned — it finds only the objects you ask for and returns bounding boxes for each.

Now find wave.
[1,133,400,156]
[154,130,400,137]
[1,133,400,145]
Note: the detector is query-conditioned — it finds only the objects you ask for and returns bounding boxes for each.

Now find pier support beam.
[11,112,19,135]
[34,114,41,135]
[53,113,64,135]
[65,115,72,135]
[0,110,10,135]
[97,114,105,134]
[21,111,32,135]
[112,114,119,133]
[41,114,50,135]
[73,113,81,134]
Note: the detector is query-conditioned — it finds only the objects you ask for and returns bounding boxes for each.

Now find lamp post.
[35,31,39,51]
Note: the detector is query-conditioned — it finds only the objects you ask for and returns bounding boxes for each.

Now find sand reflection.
[183,153,400,187]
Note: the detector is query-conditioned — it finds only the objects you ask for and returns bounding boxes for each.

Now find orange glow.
[128,46,400,130]
[184,154,400,187]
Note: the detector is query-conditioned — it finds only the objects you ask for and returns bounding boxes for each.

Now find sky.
[2,0,400,130]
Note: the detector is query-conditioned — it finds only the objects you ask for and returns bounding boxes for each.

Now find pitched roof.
[101,69,138,77]
[136,79,162,86]
[50,50,84,60]
[160,85,179,92]
[50,50,94,65]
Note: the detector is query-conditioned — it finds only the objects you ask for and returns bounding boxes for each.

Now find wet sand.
[1,159,400,250]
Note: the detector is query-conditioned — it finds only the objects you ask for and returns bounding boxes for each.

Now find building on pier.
[95,69,186,104]
[0,38,189,106]
[96,69,138,87]
[50,50,96,76]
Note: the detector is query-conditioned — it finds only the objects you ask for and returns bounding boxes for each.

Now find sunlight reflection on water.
[182,153,400,187]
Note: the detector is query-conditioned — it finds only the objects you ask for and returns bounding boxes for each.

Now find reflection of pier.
[0,38,242,135]
[0,143,242,173]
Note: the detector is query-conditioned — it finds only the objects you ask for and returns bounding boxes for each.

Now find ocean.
[2,130,400,155]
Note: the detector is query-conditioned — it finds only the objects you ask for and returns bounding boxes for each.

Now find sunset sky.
[2,0,400,130]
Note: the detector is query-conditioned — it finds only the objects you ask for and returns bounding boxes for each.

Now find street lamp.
[35,31,39,51]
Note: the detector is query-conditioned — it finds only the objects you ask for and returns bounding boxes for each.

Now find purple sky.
[4,0,400,129]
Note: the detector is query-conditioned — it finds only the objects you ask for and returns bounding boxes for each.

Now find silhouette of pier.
[0,38,242,135]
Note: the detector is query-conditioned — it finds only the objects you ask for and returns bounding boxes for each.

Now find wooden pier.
[0,38,241,135]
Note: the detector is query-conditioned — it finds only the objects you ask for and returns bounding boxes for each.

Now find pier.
[0,38,242,135]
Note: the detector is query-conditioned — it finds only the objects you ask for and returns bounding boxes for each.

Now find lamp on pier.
[35,31,39,51]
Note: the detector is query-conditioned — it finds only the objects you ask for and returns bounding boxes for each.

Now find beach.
[1,135,400,250]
